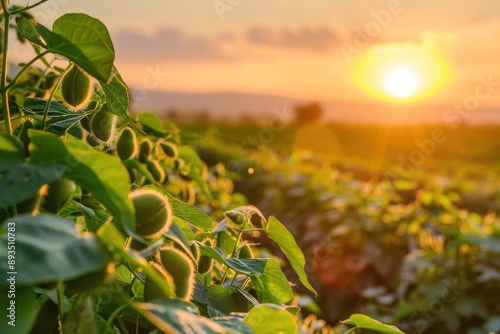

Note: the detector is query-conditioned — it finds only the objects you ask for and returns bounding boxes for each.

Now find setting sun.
[353,44,451,103]
[382,66,422,100]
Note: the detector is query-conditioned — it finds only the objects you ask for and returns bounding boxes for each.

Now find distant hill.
[130,89,500,125]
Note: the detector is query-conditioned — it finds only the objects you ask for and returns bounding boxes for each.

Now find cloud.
[246,25,340,51]
[112,25,341,64]
[113,28,242,62]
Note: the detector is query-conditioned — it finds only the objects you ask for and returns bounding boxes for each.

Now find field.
[182,121,500,333]
[1,2,499,334]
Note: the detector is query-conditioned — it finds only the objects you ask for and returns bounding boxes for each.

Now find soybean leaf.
[0,287,39,334]
[197,243,267,276]
[16,17,45,46]
[205,285,237,315]
[45,114,86,136]
[213,317,254,334]
[23,98,80,117]
[0,164,65,207]
[133,298,227,334]
[235,286,260,307]
[244,304,297,334]
[0,214,114,285]
[143,185,213,230]
[341,314,405,334]
[138,113,165,137]
[100,70,143,133]
[34,14,115,81]
[250,258,293,305]
[187,166,212,200]
[28,130,136,237]
[263,216,317,295]
[179,146,204,172]
[0,133,25,171]
[123,160,159,186]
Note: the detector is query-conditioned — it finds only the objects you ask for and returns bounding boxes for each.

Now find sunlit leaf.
[263,216,317,295]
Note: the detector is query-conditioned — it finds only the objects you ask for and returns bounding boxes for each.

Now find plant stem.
[41,67,65,130]
[241,277,251,289]
[344,327,359,334]
[11,0,49,14]
[241,228,265,233]
[107,304,127,326]
[1,0,11,134]
[56,283,64,334]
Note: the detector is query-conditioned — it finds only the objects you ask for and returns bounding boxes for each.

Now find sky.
[17,0,500,112]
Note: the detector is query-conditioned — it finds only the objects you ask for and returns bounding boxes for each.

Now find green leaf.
[263,216,317,295]
[23,98,79,117]
[134,298,227,334]
[28,130,136,237]
[236,286,260,307]
[34,14,115,81]
[123,160,159,185]
[143,185,213,230]
[0,164,65,207]
[0,287,39,334]
[0,133,25,172]
[0,214,114,285]
[16,17,45,46]
[138,113,165,137]
[179,130,202,141]
[197,244,267,276]
[213,316,255,334]
[179,145,204,172]
[245,304,297,334]
[45,114,86,136]
[187,166,212,200]
[251,258,293,305]
[100,70,144,133]
[341,314,405,334]
[205,285,237,315]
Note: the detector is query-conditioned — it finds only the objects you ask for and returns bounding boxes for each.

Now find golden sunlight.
[353,44,451,103]
[382,66,421,99]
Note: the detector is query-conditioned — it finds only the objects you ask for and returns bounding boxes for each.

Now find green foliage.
[0,4,403,334]
[194,125,500,333]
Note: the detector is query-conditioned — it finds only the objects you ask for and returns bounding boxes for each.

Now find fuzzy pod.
[130,189,172,238]
[18,119,34,157]
[197,239,214,275]
[116,127,138,160]
[139,139,153,163]
[42,178,76,214]
[61,65,93,111]
[173,158,185,171]
[65,262,115,293]
[143,262,172,302]
[158,140,178,159]
[90,104,117,143]
[189,241,201,263]
[159,247,196,300]
[225,210,247,226]
[147,160,166,183]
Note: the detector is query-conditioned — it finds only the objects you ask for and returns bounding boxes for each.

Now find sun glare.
[382,67,421,99]
[353,44,451,103]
